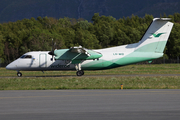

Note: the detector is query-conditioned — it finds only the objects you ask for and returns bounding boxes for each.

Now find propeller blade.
[49,38,55,61]
[52,38,54,51]
[48,51,54,56]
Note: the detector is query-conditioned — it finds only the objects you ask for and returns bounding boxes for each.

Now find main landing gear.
[75,63,84,76]
[17,71,22,77]
[76,70,84,76]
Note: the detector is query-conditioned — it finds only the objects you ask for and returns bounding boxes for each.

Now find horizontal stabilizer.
[155,18,172,21]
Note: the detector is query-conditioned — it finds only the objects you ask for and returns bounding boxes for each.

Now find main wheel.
[17,72,22,77]
[76,70,84,76]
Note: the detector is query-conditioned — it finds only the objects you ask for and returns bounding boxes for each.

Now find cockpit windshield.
[20,55,32,59]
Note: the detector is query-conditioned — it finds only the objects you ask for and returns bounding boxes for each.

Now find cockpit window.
[20,55,32,59]
[20,55,26,58]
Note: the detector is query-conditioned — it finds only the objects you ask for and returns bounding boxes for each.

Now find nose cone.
[6,63,12,70]
[6,62,16,70]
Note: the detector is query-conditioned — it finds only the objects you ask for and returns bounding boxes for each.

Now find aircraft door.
[39,53,47,67]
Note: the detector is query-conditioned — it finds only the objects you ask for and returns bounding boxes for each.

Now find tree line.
[1,13,180,63]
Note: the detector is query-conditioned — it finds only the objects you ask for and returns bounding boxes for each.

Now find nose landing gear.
[17,72,22,77]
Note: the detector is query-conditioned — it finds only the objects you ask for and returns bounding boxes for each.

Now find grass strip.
[1,64,180,90]
[0,76,180,90]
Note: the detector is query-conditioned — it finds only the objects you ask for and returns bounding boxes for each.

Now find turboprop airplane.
[6,18,173,77]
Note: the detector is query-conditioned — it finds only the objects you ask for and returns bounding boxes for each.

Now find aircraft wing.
[54,46,102,63]
[69,46,91,57]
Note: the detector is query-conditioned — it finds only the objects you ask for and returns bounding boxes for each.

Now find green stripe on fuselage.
[135,41,167,53]
[82,41,165,70]
[82,52,162,70]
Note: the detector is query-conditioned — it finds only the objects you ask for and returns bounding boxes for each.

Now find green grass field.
[0,64,180,90]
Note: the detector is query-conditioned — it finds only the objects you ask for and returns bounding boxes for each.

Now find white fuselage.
[6,51,76,71]
[6,45,134,71]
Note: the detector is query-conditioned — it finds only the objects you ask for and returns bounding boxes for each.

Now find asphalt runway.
[0,90,180,120]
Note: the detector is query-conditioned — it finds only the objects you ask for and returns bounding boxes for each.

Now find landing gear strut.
[17,72,22,77]
[75,63,84,76]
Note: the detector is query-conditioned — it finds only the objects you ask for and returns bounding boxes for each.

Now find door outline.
[39,53,47,67]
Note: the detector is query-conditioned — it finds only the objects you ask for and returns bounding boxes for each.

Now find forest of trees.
[1,13,180,64]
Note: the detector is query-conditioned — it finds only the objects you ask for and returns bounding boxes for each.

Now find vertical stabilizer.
[135,18,173,53]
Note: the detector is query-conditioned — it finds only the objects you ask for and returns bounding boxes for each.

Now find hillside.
[0,0,180,22]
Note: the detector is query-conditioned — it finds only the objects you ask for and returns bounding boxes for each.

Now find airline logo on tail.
[151,33,165,37]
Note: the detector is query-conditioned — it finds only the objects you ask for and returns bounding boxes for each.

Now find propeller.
[48,39,55,60]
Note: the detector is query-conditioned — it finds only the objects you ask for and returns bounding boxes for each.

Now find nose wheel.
[17,72,22,77]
